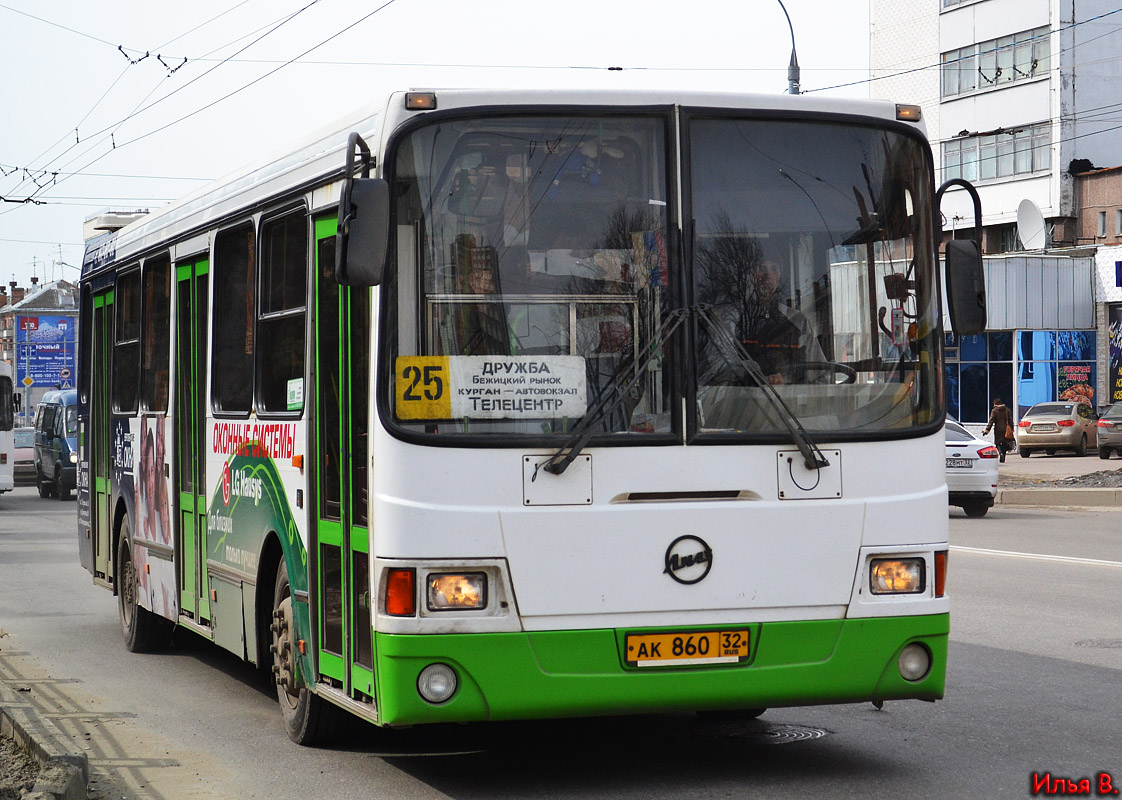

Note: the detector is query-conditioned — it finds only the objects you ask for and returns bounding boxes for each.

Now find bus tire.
[270,559,343,745]
[117,521,170,653]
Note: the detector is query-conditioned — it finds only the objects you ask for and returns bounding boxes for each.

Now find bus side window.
[112,268,142,414]
[213,223,256,415]
[141,254,172,413]
[256,209,307,415]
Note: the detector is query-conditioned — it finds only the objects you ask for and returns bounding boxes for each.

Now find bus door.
[91,290,114,584]
[175,258,210,622]
[313,216,373,699]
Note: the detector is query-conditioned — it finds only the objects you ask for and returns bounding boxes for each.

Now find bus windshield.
[386,111,940,441]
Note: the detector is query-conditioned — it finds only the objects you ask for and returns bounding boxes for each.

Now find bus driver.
[733,258,826,385]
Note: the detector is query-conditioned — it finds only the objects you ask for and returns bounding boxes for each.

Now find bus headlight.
[69,452,79,464]
[427,573,487,610]
[869,558,925,594]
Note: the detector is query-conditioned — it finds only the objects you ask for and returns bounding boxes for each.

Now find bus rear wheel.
[117,521,171,653]
[270,559,344,745]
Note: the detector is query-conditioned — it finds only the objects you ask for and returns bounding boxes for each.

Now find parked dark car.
[34,389,78,500]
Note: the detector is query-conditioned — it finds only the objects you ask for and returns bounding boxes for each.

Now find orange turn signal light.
[385,568,416,616]
[934,551,947,598]
[405,92,437,110]
[895,104,922,122]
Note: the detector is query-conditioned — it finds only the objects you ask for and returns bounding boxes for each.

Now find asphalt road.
[1,487,1119,799]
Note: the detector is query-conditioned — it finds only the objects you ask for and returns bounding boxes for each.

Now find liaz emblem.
[663,535,713,585]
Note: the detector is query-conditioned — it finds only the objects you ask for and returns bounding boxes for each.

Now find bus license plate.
[945,457,972,468]
[625,630,750,667]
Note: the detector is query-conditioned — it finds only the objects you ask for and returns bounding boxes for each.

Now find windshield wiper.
[539,308,689,476]
[694,304,830,471]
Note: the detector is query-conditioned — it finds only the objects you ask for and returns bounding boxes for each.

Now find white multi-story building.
[872,0,1122,249]
[870,0,1122,423]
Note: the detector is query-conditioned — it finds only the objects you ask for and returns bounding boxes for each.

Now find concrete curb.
[0,680,88,800]
[997,487,1122,507]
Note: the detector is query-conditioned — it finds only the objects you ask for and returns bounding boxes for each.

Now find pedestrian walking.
[983,397,1014,462]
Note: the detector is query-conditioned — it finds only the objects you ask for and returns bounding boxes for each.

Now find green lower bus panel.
[373,614,948,727]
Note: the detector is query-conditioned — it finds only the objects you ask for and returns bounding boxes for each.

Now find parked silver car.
[1016,401,1098,457]
[1097,404,1122,459]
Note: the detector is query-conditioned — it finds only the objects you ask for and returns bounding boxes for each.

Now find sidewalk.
[996,452,1122,508]
[0,677,88,800]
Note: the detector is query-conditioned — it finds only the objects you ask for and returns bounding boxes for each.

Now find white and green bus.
[78,87,986,744]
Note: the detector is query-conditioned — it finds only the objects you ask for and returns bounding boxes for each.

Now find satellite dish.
[1017,199,1047,250]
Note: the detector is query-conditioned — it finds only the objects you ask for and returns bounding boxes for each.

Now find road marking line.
[951,545,1122,569]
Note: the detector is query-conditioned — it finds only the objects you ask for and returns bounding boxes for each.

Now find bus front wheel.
[270,559,344,745]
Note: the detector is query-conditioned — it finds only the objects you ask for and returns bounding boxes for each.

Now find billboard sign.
[17,315,76,388]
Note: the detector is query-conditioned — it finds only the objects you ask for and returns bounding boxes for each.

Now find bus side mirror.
[936,177,987,336]
[336,178,389,286]
[945,239,986,335]
[335,131,389,286]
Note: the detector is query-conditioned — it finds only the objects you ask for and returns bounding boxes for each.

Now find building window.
[943,123,1051,183]
[945,332,1013,423]
[941,27,1050,98]
[999,225,1021,252]
[1016,331,1096,418]
[947,330,1096,423]
[1098,211,1107,238]
[1115,210,1122,237]
[941,46,976,96]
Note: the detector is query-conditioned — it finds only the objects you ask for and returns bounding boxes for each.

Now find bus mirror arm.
[936,178,987,336]
[336,132,390,287]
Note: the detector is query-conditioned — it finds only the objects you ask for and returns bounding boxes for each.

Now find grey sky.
[0,0,872,288]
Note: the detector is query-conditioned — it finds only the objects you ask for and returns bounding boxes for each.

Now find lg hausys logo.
[663,535,713,584]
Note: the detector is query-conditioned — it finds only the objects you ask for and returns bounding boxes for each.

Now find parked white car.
[945,419,999,518]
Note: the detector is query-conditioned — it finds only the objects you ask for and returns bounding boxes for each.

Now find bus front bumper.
[372,614,948,726]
